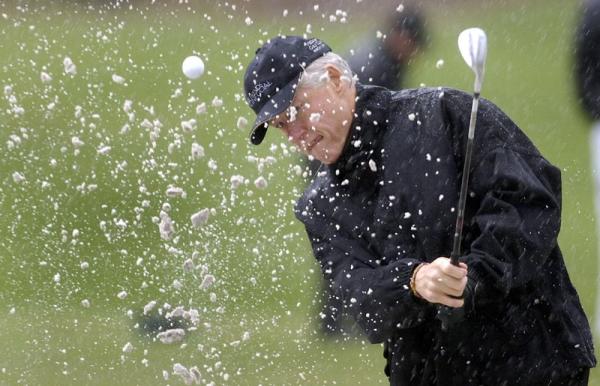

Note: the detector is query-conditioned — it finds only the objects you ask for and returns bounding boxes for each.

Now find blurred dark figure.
[574,0,600,337]
[317,6,427,337]
[347,5,427,90]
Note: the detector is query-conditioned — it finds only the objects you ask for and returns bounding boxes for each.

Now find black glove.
[436,304,464,330]
[435,278,475,330]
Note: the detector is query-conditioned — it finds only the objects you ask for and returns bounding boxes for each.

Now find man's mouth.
[306,135,323,152]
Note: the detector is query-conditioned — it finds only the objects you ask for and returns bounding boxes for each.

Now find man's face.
[270,79,354,164]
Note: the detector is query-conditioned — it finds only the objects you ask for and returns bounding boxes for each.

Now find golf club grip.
[450,95,479,266]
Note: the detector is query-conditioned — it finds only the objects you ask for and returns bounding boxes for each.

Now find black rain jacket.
[295,84,596,385]
[575,0,600,120]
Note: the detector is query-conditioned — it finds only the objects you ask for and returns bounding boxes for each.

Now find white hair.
[298,52,355,89]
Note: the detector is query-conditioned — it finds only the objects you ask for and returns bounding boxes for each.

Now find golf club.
[438,28,487,331]
[450,27,487,266]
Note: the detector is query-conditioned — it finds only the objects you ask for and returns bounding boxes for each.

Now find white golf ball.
[182,55,205,79]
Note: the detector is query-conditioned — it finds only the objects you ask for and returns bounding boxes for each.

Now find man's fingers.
[438,279,466,297]
[420,276,466,300]
[442,264,468,280]
[433,279,466,298]
[422,289,464,308]
[439,275,467,293]
[414,258,468,305]
[441,295,464,308]
[434,257,468,279]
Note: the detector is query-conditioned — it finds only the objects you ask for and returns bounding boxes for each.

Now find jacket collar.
[330,83,390,176]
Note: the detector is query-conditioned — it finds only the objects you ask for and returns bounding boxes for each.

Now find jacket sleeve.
[440,89,563,311]
[575,0,600,119]
[460,146,562,310]
[300,214,434,343]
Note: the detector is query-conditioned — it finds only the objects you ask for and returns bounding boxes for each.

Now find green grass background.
[0,0,598,385]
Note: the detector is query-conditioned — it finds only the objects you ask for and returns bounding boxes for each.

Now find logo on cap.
[247,81,273,107]
[305,38,326,53]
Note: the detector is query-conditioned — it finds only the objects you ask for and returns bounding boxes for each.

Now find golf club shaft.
[450,93,480,266]
[439,94,480,331]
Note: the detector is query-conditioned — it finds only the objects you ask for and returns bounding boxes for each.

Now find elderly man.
[243,36,595,385]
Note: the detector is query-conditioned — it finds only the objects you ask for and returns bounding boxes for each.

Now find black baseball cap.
[244,36,331,145]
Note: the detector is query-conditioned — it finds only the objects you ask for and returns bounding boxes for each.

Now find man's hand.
[414,257,468,307]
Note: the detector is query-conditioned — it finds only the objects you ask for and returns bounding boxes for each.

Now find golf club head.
[458,28,487,94]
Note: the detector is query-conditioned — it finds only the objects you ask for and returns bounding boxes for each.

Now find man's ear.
[325,64,345,92]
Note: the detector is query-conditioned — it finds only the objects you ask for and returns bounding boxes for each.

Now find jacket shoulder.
[388,87,450,103]
[386,87,470,118]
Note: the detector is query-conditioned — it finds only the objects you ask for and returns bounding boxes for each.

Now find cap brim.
[249,74,301,145]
